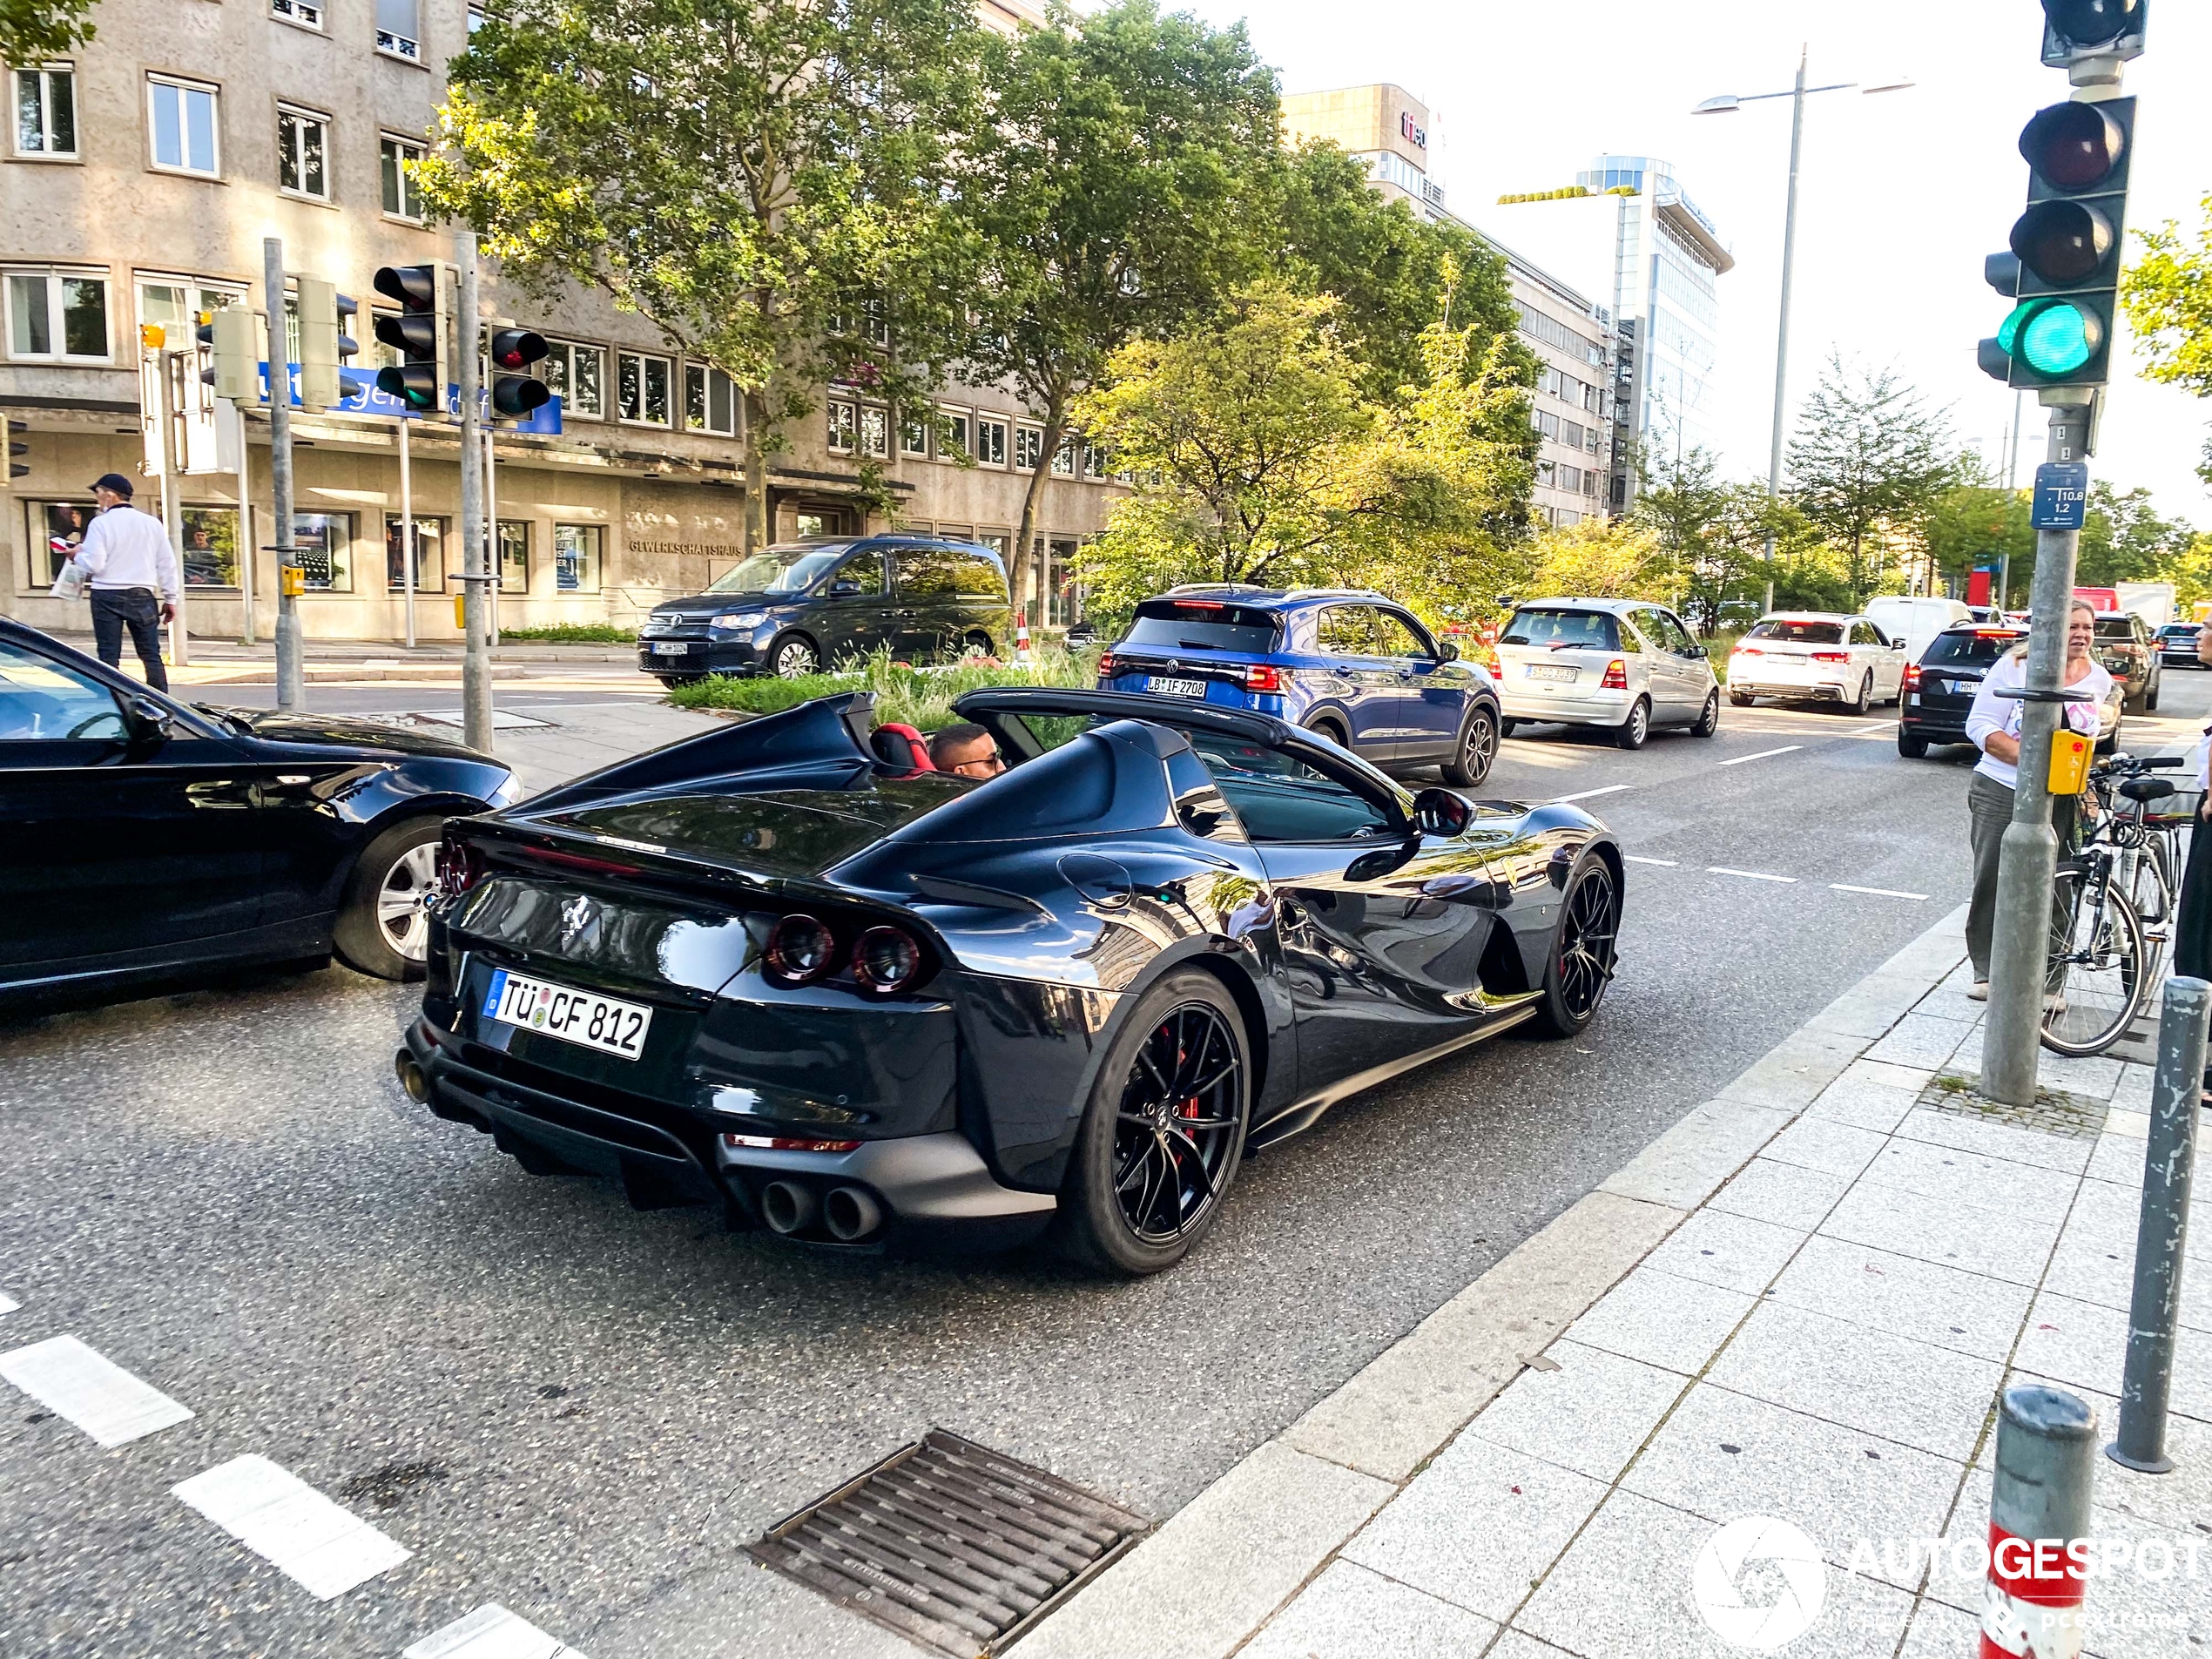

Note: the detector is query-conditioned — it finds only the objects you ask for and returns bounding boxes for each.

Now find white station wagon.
[1493,597,1721,750]
[1727,612,1906,713]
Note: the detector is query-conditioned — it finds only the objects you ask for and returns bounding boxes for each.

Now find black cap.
[91,473,135,497]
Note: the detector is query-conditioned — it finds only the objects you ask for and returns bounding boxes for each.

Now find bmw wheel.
[1691,689,1721,738]
[770,634,821,678]
[1441,703,1499,786]
[334,817,444,981]
[1060,970,1250,1276]
[1614,697,1650,751]
[1533,858,1621,1038]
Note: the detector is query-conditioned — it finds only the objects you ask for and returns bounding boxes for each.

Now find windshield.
[2093,616,2137,640]
[1743,620,1844,644]
[1501,609,1621,651]
[705,543,851,595]
[1921,631,2025,668]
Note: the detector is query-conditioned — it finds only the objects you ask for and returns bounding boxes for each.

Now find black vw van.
[637,536,1015,682]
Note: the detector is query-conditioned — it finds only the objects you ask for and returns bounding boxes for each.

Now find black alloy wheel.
[1061,971,1250,1275]
[771,634,821,678]
[1691,689,1721,738]
[1534,860,1621,1037]
[1442,703,1499,786]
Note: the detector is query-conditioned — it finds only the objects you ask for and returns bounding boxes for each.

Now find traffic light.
[198,306,264,406]
[8,418,26,481]
[372,262,454,416]
[486,327,551,421]
[2007,96,2134,388]
[2041,0,2147,68]
[296,277,364,412]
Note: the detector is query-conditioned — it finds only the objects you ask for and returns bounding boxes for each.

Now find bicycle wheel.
[2041,880,2148,1058]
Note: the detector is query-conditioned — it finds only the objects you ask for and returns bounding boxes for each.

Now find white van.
[1865,597,1973,659]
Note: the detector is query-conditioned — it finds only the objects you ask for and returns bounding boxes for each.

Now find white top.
[1966,651,2113,789]
[74,503,180,601]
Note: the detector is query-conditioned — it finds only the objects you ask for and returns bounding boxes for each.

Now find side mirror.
[829,579,861,597]
[1413,786,1472,837]
[1436,641,1461,662]
[1687,644,1708,659]
[126,695,174,741]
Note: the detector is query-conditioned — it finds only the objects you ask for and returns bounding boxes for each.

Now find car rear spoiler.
[522,691,880,812]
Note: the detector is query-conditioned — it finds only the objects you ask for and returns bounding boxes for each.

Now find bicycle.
[2039,752,2193,1058]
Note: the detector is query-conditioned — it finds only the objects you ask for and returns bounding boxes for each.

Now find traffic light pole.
[455,231,495,755]
[1981,396,2094,1107]
[265,237,305,711]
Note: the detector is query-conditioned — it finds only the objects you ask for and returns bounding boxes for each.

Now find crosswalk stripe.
[0,1335,192,1447]
[173,1454,411,1601]
[403,1603,588,1659]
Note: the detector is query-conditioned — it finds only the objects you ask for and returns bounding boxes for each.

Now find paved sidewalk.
[1021,906,2211,1659]
[460,700,729,796]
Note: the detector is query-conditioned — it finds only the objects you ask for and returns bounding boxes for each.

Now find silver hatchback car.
[1493,597,1722,750]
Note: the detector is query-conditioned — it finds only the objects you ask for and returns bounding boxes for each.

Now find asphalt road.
[5,669,2209,1657]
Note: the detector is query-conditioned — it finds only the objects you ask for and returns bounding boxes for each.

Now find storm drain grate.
[745,1429,1150,1656]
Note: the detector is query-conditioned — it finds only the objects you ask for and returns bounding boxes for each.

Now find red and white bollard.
[1013,621,1035,666]
[1984,1383,2097,1658]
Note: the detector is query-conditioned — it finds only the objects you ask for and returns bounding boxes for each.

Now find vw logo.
[558,894,598,949]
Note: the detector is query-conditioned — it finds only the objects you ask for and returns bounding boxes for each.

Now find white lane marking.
[404,1603,588,1659]
[173,1455,411,1601]
[1624,855,1678,867]
[0,1291,17,1316]
[1831,884,1930,901]
[1550,785,1634,804]
[1852,721,1900,737]
[1707,867,1798,884]
[1718,745,1804,766]
[0,1335,193,1447]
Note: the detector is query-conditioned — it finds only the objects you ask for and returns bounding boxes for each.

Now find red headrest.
[871,721,934,771]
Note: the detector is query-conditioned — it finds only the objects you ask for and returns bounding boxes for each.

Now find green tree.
[1784,354,1959,604]
[2124,194,2212,479]
[2,0,95,64]
[1525,517,1669,602]
[958,0,1283,619]
[2078,482,2195,587]
[1925,469,2033,595]
[418,0,986,553]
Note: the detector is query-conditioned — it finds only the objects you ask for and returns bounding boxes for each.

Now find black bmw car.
[400,688,1622,1274]
[1,618,516,1007]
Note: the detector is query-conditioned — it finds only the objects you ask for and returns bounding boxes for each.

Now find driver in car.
[927,724,1006,779]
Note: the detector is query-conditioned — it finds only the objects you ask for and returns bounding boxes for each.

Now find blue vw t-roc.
[1096,587,1502,785]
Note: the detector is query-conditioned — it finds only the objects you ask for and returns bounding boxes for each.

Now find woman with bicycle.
[1963,599,2114,1001]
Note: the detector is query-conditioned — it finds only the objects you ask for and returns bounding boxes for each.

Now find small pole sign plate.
[2033,462,2090,531]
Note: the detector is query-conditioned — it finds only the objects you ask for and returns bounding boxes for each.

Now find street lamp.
[1696,50,1914,603]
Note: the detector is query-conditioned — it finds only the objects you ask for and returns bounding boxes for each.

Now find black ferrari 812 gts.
[398,688,1622,1274]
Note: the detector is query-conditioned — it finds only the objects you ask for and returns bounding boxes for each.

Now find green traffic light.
[2019,300,2100,375]
[1997,302,2034,354]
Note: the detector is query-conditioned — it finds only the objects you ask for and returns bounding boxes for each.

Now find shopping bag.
[49,558,87,601]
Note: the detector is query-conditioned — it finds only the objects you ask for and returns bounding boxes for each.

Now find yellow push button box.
[2048,729,2092,795]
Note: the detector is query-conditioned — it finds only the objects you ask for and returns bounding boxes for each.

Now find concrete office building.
[1,0,1117,644]
[1281,84,1616,528]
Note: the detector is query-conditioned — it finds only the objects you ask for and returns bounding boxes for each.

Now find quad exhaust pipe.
[393,1050,428,1102]
[759,1179,883,1241]
[760,1179,819,1236]
[824,1185,882,1242]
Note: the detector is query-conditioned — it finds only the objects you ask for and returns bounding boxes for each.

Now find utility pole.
[1763,44,1809,608]
[455,230,494,753]
[264,237,304,711]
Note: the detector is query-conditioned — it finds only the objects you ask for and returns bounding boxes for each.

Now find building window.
[147,75,219,177]
[385,515,445,591]
[30,500,94,583]
[137,279,243,346]
[291,512,353,591]
[899,410,929,458]
[376,0,421,58]
[860,296,889,349]
[277,105,330,200]
[616,351,671,425]
[467,0,486,30]
[13,64,77,157]
[936,408,969,460]
[496,519,529,593]
[1051,435,1076,477]
[859,405,889,460]
[826,396,856,454]
[684,363,737,435]
[974,415,1008,468]
[6,270,108,361]
[271,0,323,27]
[554,523,602,592]
[379,135,424,219]
[1015,423,1042,471]
[976,530,1009,562]
[540,339,603,420]
[1083,441,1107,481]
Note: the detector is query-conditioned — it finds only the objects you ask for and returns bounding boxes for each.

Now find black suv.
[2093,610,2161,711]
[637,536,1013,682]
[1898,623,2123,758]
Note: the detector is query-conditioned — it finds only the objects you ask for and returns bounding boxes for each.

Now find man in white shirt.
[73,473,180,691]
[1961,599,2114,998]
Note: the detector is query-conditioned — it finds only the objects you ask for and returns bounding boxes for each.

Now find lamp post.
[1696,51,1913,608]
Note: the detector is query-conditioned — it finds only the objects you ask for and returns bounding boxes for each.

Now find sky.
[1180,0,2211,526]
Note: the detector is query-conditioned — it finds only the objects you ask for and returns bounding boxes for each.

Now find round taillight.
[853,926,921,993]
[765,914,836,983]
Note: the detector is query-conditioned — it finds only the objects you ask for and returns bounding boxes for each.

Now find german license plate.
[651,641,689,656]
[482,968,653,1059]
[1526,663,1577,684]
[1148,676,1207,698]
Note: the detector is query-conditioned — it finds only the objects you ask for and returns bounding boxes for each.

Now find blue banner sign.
[256,362,563,435]
[2031,462,2089,531]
